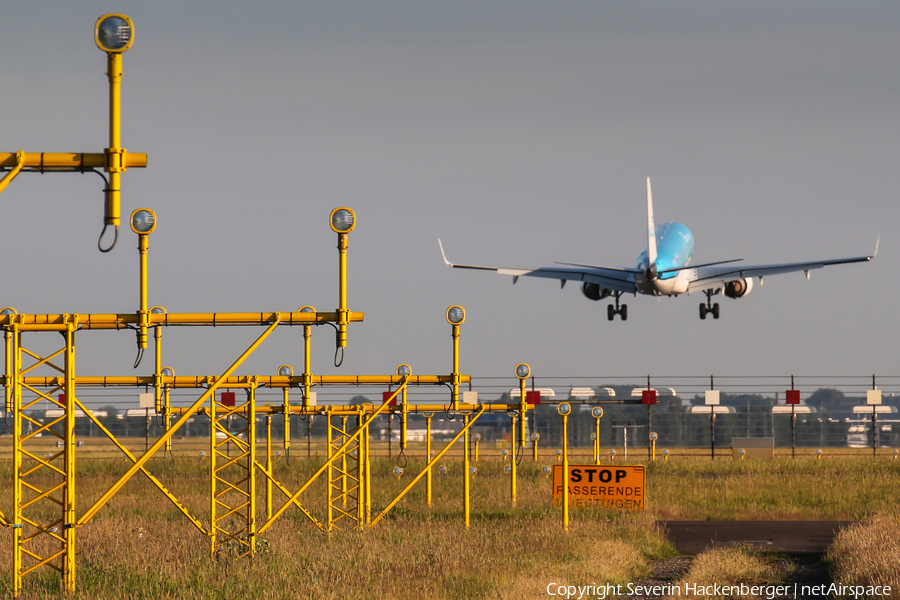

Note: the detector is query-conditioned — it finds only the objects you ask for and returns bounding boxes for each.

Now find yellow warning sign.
[552,464,645,510]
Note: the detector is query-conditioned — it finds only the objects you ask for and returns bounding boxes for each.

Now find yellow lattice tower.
[326,413,362,530]
[209,384,257,556]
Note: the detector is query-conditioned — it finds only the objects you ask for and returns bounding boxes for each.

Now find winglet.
[646,177,657,264]
[438,239,453,266]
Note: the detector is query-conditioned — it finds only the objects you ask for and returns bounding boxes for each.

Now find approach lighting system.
[515,363,530,380]
[130,209,156,234]
[329,208,356,234]
[557,402,571,416]
[278,365,293,377]
[95,14,134,53]
[397,364,412,377]
[446,306,465,325]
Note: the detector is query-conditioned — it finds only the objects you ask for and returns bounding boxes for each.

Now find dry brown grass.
[671,546,782,599]
[827,513,900,597]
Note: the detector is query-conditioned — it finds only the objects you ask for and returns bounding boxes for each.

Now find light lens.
[150,307,166,314]
[472,433,481,442]
[161,368,174,377]
[397,365,411,377]
[0,308,16,316]
[504,465,512,473]
[469,467,477,475]
[542,466,551,475]
[278,366,292,377]
[557,402,571,416]
[331,209,354,233]
[447,307,464,324]
[591,433,597,441]
[132,210,155,233]
[515,364,530,379]
[591,406,603,419]
[438,465,447,475]
[98,16,131,50]
[393,466,403,476]
[531,432,539,441]
[299,306,315,313]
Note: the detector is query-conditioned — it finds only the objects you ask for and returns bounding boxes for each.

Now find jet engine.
[581,282,611,301]
[724,278,753,299]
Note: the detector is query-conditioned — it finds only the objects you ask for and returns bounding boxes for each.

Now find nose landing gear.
[607,292,627,321]
[699,290,720,320]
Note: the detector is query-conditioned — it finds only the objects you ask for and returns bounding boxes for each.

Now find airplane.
[438,178,876,321]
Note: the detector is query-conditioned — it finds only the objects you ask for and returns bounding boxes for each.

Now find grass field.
[0,451,898,598]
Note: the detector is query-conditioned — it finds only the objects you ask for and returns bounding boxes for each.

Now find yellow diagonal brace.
[72,396,207,535]
[77,317,281,526]
[253,461,325,531]
[371,407,486,528]
[19,347,65,375]
[258,379,406,534]
[0,150,25,195]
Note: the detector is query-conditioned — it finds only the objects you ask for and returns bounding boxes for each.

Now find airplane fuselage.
[634,221,694,295]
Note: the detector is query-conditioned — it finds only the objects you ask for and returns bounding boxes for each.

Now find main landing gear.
[607,292,627,321]
[699,290,720,320]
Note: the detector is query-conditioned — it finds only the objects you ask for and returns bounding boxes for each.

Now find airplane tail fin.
[646,177,657,264]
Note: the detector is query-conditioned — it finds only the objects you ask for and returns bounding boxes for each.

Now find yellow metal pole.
[303,323,312,401]
[247,383,257,555]
[510,412,517,507]
[327,414,333,532]
[364,412,372,525]
[451,324,460,410]
[519,380,527,458]
[562,412,569,532]
[137,233,149,351]
[595,419,601,465]
[209,384,217,555]
[105,52,124,230]
[401,386,408,452]
[341,416,348,508]
[282,387,290,461]
[4,327,11,413]
[12,325,22,596]
[463,413,470,527]
[425,414,432,508]
[266,415,273,521]
[533,436,538,462]
[337,234,349,354]
[64,322,76,592]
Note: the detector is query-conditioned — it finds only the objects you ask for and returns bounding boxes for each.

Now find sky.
[0,1,898,390]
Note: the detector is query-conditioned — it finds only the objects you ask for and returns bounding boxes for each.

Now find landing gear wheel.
[712,303,720,320]
[699,303,707,320]
[607,305,615,321]
[620,304,628,321]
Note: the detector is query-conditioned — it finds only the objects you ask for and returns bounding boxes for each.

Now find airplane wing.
[438,240,639,294]
[686,243,877,293]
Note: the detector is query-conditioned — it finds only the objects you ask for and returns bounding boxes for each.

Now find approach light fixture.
[438,465,447,475]
[161,367,174,377]
[0,307,17,316]
[130,208,156,234]
[446,306,465,325]
[472,433,481,442]
[397,364,412,377]
[393,466,403,477]
[515,363,530,380]
[590,433,597,441]
[504,465,512,474]
[557,402,572,416]
[329,208,356,234]
[542,466,551,476]
[591,406,604,419]
[469,466,477,476]
[150,306,166,315]
[649,432,658,441]
[531,432,540,442]
[278,365,293,377]
[95,14,134,53]
[299,306,315,313]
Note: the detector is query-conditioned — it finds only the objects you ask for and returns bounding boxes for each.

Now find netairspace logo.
[545,582,893,599]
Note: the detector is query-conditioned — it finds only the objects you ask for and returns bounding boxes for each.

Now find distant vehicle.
[440,178,876,320]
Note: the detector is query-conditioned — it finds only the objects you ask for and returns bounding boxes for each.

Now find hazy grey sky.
[1,1,898,384]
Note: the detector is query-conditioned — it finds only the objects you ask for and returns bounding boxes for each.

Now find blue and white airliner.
[439,178,876,321]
